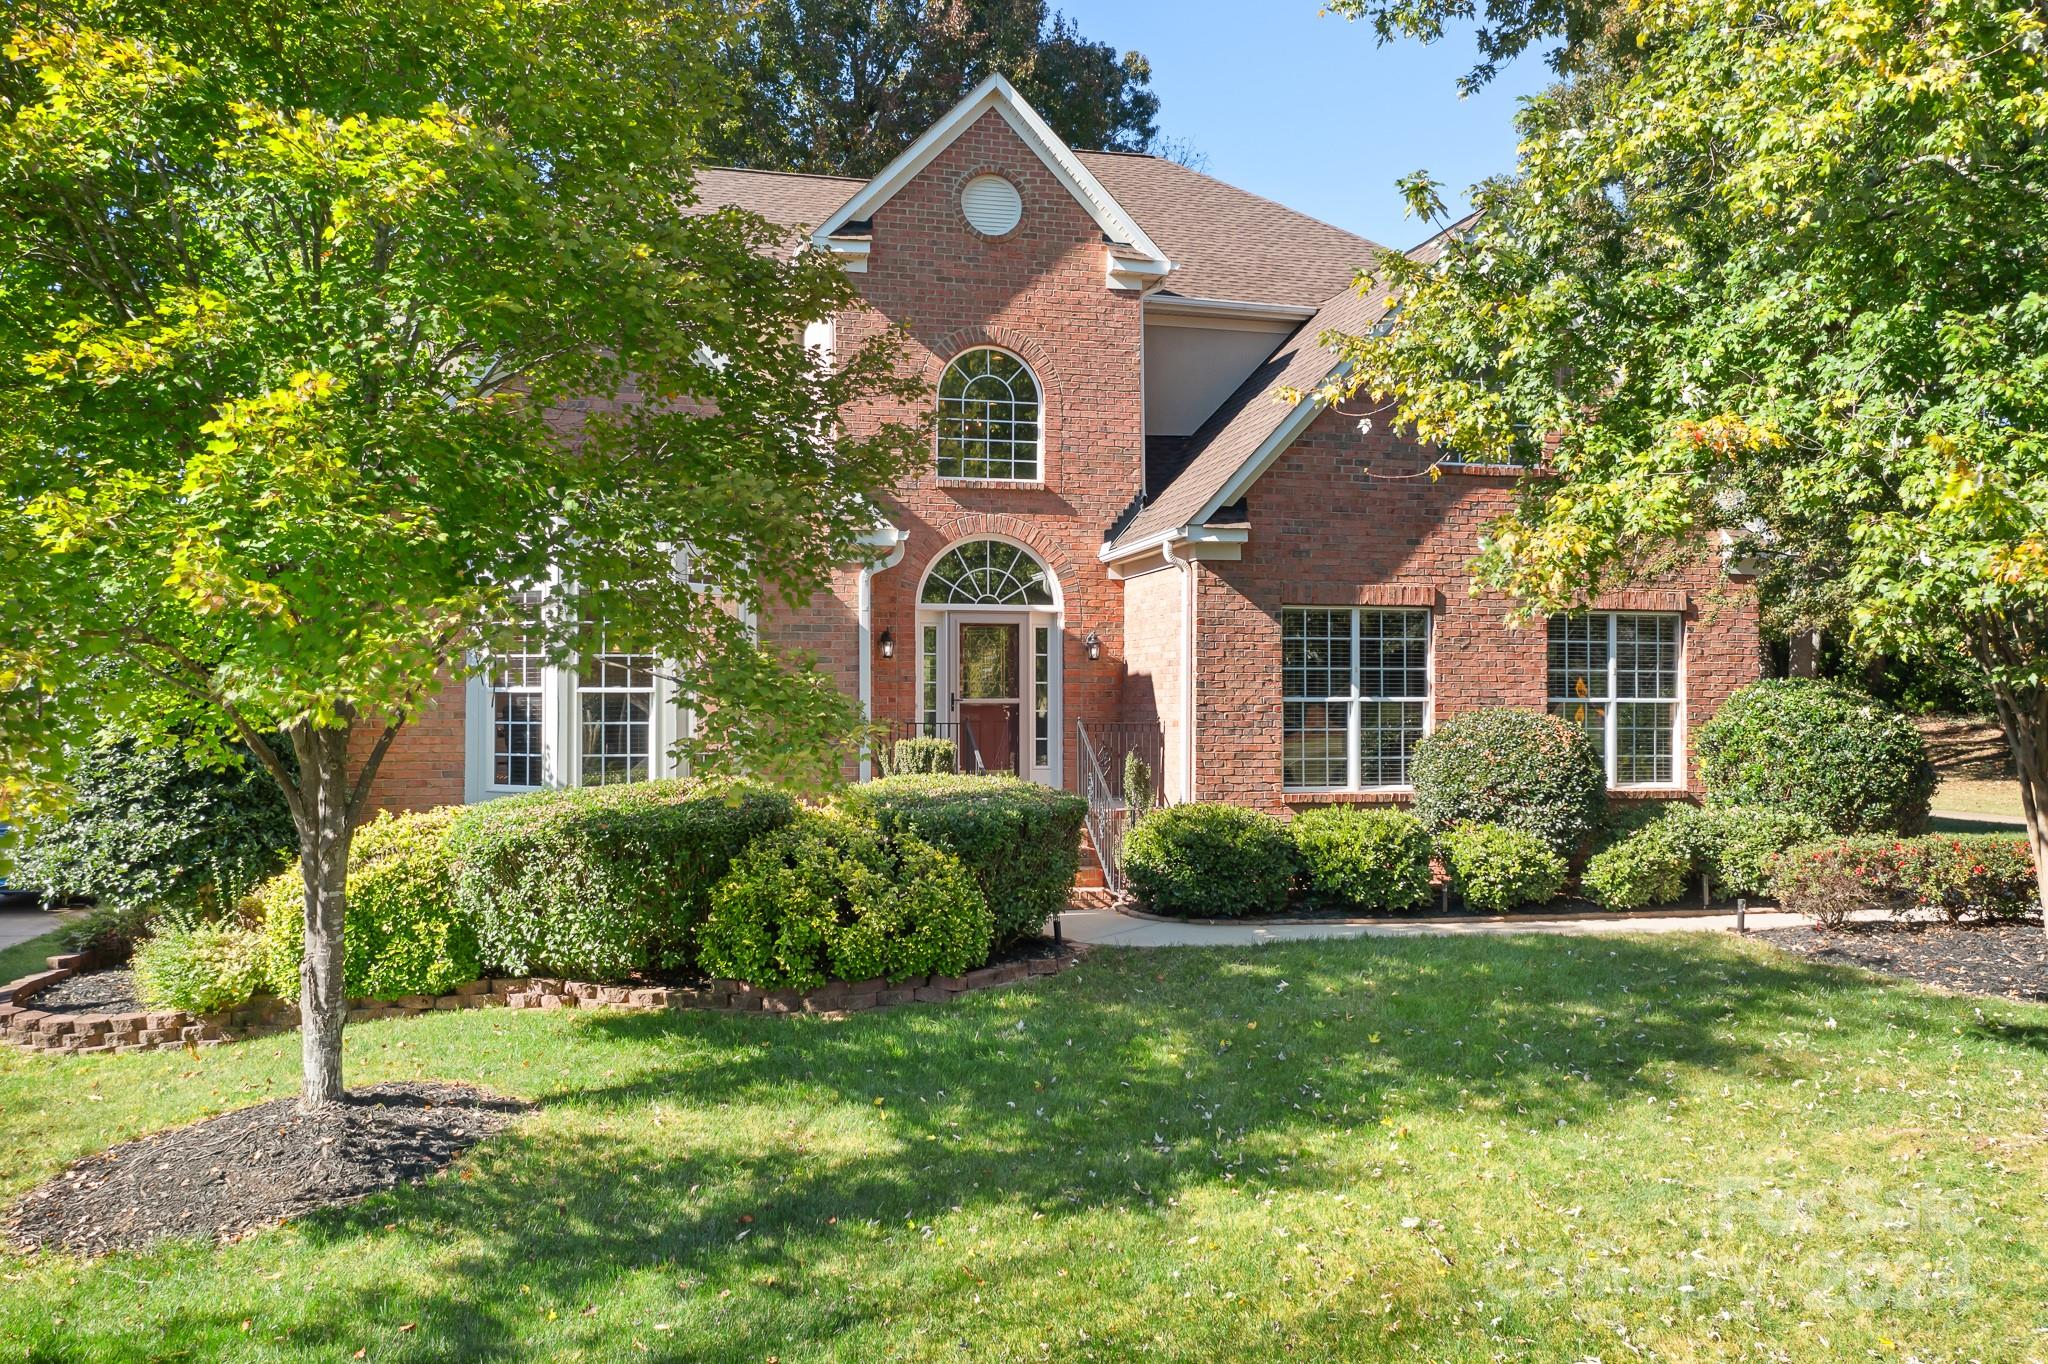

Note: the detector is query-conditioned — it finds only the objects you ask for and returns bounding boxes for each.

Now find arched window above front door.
[936,348,1041,481]
[920,539,1055,606]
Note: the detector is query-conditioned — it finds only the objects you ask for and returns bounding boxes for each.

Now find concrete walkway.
[0,908,72,953]
[1058,903,1810,946]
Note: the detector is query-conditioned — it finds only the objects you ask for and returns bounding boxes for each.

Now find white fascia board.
[1145,295,1318,326]
[809,73,1170,281]
[1191,360,1349,525]
[1099,521,1249,565]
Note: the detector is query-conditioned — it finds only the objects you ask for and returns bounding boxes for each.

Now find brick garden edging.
[0,947,1083,1056]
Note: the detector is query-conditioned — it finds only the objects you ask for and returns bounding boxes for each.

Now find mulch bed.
[8,1082,527,1256]
[1754,919,2048,1002]
[31,968,141,1016]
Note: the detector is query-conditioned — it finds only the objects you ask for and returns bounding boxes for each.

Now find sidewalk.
[0,908,70,953]
[1057,903,1810,947]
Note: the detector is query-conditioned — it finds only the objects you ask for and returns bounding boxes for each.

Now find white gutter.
[1098,521,1248,565]
[1143,294,1318,324]
[855,525,910,781]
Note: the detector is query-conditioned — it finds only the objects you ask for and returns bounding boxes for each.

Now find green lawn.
[3,935,2046,1362]
[0,926,67,984]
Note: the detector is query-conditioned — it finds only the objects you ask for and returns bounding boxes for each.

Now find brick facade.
[358,97,1762,820]
[1188,409,1761,812]
[797,109,1146,791]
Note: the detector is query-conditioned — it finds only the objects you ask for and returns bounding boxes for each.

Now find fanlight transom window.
[937,349,1040,481]
[921,540,1055,607]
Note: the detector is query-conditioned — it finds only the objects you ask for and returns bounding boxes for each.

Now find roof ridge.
[696,165,871,184]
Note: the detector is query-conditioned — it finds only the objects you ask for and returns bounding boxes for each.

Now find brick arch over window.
[926,325,1064,486]
[912,513,1082,605]
[935,347,1042,483]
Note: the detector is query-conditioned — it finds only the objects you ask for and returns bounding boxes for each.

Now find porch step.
[1075,827,1107,890]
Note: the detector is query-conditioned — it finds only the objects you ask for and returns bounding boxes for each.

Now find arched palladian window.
[921,539,1055,607]
[936,348,1041,481]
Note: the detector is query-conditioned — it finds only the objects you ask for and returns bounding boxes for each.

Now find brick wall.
[350,675,467,814]
[784,108,1147,790]
[1192,408,1762,813]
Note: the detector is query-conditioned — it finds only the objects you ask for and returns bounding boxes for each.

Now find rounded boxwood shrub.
[1411,708,1606,855]
[1580,822,1692,910]
[1694,679,1936,834]
[1648,803,1829,898]
[13,738,294,920]
[1120,803,1297,918]
[447,778,797,981]
[836,775,1085,944]
[1290,807,1432,911]
[698,813,992,991]
[256,806,477,1001]
[1436,822,1568,912]
[132,916,269,1015]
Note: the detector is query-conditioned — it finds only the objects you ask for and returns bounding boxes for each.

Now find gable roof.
[1077,152,1386,309]
[809,74,1171,287]
[688,167,863,257]
[1106,215,1477,556]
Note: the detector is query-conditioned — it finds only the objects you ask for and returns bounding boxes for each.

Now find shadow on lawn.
[148,934,1928,1360]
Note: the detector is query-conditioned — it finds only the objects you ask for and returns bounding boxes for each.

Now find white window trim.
[1281,606,1434,793]
[1546,611,1686,790]
[916,605,1062,788]
[935,347,1045,485]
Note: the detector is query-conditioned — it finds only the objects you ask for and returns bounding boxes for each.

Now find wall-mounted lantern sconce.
[878,628,895,660]
[1084,630,1102,662]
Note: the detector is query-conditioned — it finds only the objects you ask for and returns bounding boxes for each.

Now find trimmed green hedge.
[447,779,797,981]
[1290,807,1433,911]
[1121,803,1296,918]
[699,812,991,990]
[837,775,1084,944]
[256,807,476,1001]
[1412,708,1607,855]
[1436,823,1567,912]
[888,737,956,776]
[1770,833,2038,927]
[1695,679,1935,834]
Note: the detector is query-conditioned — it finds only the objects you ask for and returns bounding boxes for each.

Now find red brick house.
[364,75,1760,819]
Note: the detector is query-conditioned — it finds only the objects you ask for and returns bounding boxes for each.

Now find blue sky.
[1057,1,1553,248]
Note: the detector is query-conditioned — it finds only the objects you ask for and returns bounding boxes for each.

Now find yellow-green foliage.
[258,806,476,1001]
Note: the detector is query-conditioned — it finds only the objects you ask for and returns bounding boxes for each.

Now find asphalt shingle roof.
[1074,151,1385,309]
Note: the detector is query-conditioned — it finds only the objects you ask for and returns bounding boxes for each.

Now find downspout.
[857,533,910,782]
[1164,539,1198,803]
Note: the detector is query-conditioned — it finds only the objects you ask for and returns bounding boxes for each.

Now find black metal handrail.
[874,719,999,777]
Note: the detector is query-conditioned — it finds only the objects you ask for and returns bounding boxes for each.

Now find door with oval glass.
[952,617,1022,776]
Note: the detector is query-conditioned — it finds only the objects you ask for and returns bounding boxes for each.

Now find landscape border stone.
[0,944,1084,1056]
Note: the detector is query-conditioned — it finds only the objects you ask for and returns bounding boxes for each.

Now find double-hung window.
[488,591,548,790]
[1547,613,1681,786]
[1282,607,1431,790]
[467,595,685,802]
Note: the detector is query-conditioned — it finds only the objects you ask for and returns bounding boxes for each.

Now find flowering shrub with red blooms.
[1768,834,2038,928]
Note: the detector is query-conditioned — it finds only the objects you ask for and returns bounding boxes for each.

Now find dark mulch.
[1755,919,2048,1002]
[8,1082,527,1256]
[31,968,141,1016]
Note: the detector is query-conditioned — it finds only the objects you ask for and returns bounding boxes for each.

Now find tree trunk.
[1988,680,2048,928]
[292,724,357,1110]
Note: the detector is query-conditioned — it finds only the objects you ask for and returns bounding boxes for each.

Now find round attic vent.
[960,175,1023,236]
